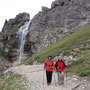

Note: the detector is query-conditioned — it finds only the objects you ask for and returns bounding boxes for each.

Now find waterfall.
[17,21,30,64]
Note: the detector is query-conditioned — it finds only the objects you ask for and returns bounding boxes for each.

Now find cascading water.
[17,21,30,64]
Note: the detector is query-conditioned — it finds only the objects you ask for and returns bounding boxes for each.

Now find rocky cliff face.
[29,0,90,52]
[0,0,90,62]
[0,13,36,61]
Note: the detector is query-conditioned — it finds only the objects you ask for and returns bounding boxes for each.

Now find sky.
[0,0,54,31]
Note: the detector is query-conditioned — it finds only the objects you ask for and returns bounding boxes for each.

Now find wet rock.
[0,13,36,61]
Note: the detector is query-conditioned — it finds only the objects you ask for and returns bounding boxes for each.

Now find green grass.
[66,51,90,76]
[23,25,90,64]
[0,74,27,90]
[10,26,19,31]
[22,24,90,76]
[0,25,19,37]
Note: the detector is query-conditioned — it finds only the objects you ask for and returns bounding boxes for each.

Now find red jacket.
[55,60,66,72]
[44,59,55,72]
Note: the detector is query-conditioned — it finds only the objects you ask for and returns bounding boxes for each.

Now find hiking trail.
[5,64,90,90]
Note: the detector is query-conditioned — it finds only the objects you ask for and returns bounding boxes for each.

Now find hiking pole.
[66,70,67,86]
[53,70,56,86]
[42,56,45,85]
[43,68,44,85]
[54,74,56,86]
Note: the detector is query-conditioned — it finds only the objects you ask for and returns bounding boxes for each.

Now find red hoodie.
[55,60,66,72]
[44,59,55,72]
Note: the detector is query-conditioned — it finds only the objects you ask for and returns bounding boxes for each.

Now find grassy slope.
[23,25,90,76]
[23,25,90,63]
[66,50,90,76]
[0,74,27,90]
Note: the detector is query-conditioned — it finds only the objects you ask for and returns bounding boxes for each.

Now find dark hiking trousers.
[46,71,53,84]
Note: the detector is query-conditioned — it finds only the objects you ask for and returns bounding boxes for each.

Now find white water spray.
[17,21,30,64]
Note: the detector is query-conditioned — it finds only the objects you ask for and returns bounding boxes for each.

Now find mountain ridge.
[0,0,90,68]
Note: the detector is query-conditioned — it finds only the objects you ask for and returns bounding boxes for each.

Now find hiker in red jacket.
[55,56,66,85]
[44,56,55,85]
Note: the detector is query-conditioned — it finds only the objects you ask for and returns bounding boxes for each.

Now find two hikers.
[44,56,66,85]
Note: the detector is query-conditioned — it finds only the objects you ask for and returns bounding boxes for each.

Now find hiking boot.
[47,83,51,86]
[59,82,64,85]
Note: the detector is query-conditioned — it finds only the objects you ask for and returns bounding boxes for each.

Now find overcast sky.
[0,0,54,31]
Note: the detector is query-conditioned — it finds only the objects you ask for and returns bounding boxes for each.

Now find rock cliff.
[29,0,90,52]
[0,12,35,61]
[0,0,90,62]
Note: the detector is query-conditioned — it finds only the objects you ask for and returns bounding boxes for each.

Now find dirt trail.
[5,64,90,90]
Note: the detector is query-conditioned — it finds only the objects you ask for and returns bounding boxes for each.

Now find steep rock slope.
[0,0,90,62]
[29,0,90,52]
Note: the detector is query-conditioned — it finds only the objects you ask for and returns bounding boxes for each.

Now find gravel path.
[5,64,90,90]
